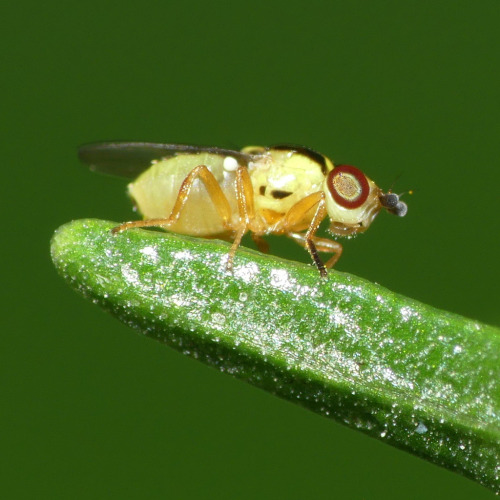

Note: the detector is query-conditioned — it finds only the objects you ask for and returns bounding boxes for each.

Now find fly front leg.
[287,233,343,270]
[226,166,256,270]
[277,192,329,277]
[112,165,233,234]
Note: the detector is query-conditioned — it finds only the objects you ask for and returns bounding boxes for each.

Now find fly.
[79,142,408,277]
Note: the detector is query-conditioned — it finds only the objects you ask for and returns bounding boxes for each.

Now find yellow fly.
[79,142,407,277]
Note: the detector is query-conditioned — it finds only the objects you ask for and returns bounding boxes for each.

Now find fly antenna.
[387,172,403,193]
[397,189,414,198]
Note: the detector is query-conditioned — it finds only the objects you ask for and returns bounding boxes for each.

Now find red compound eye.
[327,165,370,209]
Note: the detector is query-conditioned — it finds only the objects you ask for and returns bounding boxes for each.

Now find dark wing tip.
[77,142,171,178]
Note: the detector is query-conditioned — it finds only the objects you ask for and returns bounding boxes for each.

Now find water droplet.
[140,246,159,262]
[212,313,226,326]
[415,422,428,434]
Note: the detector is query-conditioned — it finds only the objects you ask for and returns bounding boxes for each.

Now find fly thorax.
[250,150,325,213]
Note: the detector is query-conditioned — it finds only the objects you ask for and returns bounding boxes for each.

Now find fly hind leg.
[112,164,233,234]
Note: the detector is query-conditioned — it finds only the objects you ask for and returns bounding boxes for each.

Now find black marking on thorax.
[271,189,293,199]
[271,144,329,176]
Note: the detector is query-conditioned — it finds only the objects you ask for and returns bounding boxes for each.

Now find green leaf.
[51,219,500,493]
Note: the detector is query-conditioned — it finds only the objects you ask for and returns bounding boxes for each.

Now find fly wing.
[78,142,254,178]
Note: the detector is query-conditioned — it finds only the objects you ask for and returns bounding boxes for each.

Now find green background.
[2,1,499,498]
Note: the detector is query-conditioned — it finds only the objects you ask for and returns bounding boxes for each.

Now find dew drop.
[212,312,226,326]
[415,422,428,434]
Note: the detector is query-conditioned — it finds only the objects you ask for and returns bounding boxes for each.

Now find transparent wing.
[78,142,254,178]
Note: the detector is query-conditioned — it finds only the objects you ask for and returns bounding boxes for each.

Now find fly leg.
[287,232,343,270]
[251,234,270,254]
[276,192,329,277]
[226,166,255,270]
[112,165,233,234]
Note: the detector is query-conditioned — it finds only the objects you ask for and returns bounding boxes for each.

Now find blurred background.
[2,1,499,498]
